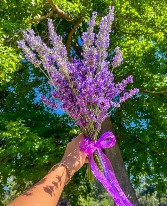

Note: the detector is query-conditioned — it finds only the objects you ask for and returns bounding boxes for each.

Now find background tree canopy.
[0,0,167,205]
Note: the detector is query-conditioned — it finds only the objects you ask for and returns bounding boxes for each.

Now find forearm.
[8,166,67,206]
[8,134,87,206]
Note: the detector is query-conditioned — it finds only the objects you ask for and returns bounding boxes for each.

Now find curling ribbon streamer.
[80,132,134,206]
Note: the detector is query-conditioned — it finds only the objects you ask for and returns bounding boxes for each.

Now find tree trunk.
[99,117,140,206]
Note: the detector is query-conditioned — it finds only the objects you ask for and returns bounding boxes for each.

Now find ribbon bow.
[80,132,134,206]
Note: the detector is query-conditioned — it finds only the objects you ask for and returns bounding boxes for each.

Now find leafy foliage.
[0,0,167,205]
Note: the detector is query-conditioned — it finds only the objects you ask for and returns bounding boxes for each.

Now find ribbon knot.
[79,138,96,155]
[80,132,134,206]
[80,132,116,155]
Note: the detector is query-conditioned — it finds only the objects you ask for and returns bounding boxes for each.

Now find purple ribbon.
[80,132,134,206]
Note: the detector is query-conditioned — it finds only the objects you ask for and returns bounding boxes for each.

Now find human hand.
[60,134,88,177]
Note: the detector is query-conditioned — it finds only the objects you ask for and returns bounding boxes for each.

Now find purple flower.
[18,7,139,139]
[17,40,41,68]
[120,88,139,103]
[112,46,123,68]
[82,12,97,57]
[95,6,114,71]
[41,95,58,109]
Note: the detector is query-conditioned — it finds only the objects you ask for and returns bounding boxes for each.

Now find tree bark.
[99,117,140,206]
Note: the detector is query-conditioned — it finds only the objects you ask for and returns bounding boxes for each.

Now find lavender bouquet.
[18,7,138,206]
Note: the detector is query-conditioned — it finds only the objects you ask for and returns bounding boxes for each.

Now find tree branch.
[100,117,140,205]
[72,45,82,58]
[66,15,82,61]
[1,156,13,164]
[26,10,54,24]
[142,89,167,94]
[47,0,72,21]
[113,25,152,36]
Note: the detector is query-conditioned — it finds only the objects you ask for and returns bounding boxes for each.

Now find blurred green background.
[0,0,167,205]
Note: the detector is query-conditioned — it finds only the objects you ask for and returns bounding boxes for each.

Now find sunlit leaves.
[0,43,20,85]
[0,0,167,204]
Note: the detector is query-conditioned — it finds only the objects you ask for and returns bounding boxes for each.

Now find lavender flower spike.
[82,11,97,57]
[17,40,41,68]
[112,46,123,68]
[48,19,68,70]
[95,6,114,70]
